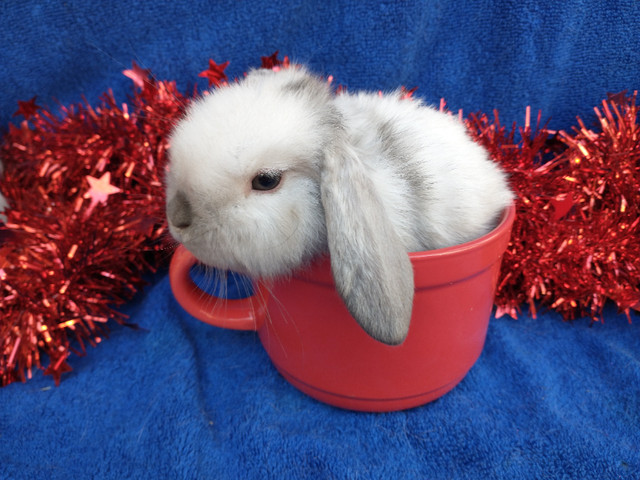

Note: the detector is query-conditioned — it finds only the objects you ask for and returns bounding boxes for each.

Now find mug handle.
[169,245,268,330]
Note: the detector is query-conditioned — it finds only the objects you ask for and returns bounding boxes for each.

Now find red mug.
[169,204,515,411]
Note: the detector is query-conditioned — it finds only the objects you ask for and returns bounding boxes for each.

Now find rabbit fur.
[166,65,512,345]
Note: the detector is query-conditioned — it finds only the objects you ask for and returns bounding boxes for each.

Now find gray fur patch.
[281,76,317,95]
[281,71,331,105]
[376,120,432,248]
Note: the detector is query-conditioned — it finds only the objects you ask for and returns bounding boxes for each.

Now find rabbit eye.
[251,171,282,191]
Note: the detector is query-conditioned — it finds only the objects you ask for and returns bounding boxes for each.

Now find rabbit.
[166,65,513,345]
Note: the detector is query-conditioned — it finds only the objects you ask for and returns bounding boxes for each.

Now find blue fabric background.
[1,1,639,479]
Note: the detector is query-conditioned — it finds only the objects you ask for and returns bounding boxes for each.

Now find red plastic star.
[550,193,574,221]
[606,90,629,104]
[198,59,229,87]
[13,96,41,119]
[260,51,290,70]
[123,61,151,89]
[43,359,73,386]
[83,172,122,218]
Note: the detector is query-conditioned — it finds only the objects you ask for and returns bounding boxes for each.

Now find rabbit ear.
[320,141,415,345]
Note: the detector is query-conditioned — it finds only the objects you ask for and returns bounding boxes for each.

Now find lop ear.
[320,141,414,345]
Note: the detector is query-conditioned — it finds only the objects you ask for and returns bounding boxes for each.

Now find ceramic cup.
[169,204,515,411]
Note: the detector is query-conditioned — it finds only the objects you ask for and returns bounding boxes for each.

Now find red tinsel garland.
[0,53,638,387]
[466,96,640,321]
[0,73,187,385]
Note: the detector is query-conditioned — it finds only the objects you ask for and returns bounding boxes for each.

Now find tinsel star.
[549,193,574,221]
[607,90,628,103]
[123,61,152,89]
[12,96,40,119]
[43,357,73,386]
[198,59,230,87]
[260,50,289,70]
[84,172,122,219]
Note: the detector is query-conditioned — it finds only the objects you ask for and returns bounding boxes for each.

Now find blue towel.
[1,1,639,479]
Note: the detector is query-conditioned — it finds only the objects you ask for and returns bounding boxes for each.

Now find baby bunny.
[166,66,512,345]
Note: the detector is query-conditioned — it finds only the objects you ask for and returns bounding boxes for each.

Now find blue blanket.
[1,1,639,479]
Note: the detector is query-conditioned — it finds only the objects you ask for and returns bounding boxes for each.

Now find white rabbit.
[166,65,512,345]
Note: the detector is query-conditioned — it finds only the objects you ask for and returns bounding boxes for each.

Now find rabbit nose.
[167,191,193,229]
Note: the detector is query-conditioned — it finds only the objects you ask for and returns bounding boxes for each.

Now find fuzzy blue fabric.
[1,2,639,479]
